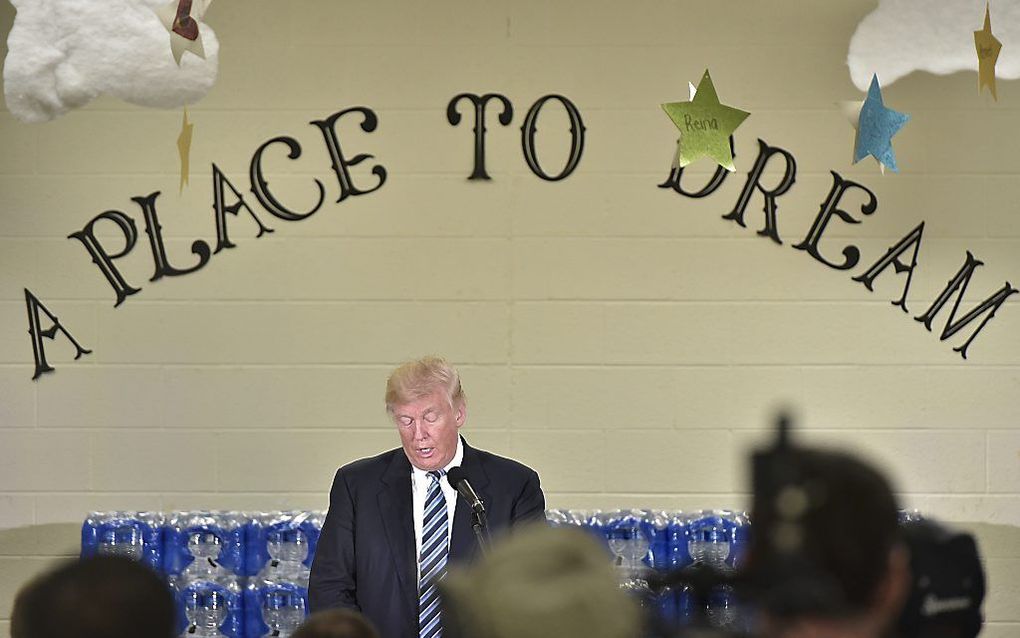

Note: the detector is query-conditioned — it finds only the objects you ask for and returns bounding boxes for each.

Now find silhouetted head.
[11,554,175,638]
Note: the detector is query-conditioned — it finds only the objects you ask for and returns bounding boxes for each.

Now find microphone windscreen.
[446,466,468,487]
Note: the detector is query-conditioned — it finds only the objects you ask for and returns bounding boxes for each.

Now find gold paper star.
[974,2,1001,100]
[669,81,701,170]
[662,70,750,172]
[177,108,194,193]
[155,0,213,65]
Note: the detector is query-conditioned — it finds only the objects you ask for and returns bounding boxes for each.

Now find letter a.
[914,251,1018,359]
[24,289,92,380]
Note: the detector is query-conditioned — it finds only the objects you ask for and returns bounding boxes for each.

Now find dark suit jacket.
[308,438,545,638]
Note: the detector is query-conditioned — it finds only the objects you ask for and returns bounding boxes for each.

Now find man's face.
[391,389,465,471]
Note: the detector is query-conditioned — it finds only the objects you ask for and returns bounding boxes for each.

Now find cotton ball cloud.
[3,0,218,123]
[848,0,1020,90]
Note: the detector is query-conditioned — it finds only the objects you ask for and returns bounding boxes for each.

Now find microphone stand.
[447,467,492,555]
[470,506,492,555]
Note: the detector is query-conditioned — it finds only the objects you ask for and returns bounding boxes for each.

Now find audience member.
[749,446,911,638]
[10,554,175,638]
[440,523,640,638]
[292,609,381,638]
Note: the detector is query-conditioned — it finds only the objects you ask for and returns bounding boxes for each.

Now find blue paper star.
[854,75,910,172]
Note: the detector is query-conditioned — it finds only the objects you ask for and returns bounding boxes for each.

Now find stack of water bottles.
[81,511,324,638]
[244,512,323,638]
[83,508,749,635]
[546,508,753,633]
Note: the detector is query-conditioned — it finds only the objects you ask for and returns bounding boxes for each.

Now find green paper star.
[662,70,750,172]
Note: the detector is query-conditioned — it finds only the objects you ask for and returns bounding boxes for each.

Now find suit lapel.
[377,451,416,618]
[449,439,492,564]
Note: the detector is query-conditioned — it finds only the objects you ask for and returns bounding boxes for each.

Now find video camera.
[644,413,985,638]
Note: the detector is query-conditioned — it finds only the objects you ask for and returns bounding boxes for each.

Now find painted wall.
[1,0,1018,634]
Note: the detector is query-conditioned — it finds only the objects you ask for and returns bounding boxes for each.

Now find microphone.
[447,466,491,554]
[446,467,485,514]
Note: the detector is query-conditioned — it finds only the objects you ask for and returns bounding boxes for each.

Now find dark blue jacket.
[308,438,545,638]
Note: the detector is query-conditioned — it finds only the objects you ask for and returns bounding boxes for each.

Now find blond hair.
[385,356,465,413]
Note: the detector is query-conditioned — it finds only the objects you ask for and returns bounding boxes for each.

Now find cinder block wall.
[2,0,1018,634]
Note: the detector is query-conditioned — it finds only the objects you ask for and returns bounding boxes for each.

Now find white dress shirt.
[411,437,463,581]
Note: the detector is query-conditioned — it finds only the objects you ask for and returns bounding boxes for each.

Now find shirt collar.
[411,436,464,480]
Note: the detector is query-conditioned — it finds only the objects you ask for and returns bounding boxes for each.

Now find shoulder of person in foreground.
[292,608,381,638]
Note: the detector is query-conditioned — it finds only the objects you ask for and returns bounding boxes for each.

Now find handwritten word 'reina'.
[684,114,719,132]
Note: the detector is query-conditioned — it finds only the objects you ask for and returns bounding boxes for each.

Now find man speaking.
[309,356,546,638]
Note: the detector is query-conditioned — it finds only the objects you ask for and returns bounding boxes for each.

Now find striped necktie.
[419,470,448,638]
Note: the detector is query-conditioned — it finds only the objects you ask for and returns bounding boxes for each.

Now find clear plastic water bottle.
[268,527,308,564]
[606,509,654,618]
[688,511,732,570]
[180,582,234,638]
[663,512,696,627]
[245,576,309,637]
[688,511,738,629]
[589,510,614,555]
[303,511,325,568]
[262,585,307,638]
[81,512,163,571]
[729,510,752,570]
[184,530,230,581]
[667,511,692,570]
[640,510,675,629]
[167,513,247,638]
[559,509,602,544]
[172,570,245,638]
[607,511,650,577]
[565,509,590,527]
[99,523,143,560]
[166,512,246,580]
[242,513,318,637]
[247,512,322,580]
[645,511,670,571]
[676,583,697,625]
[545,508,569,526]
[705,587,737,630]
[265,527,309,583]
[898,509,924,524]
